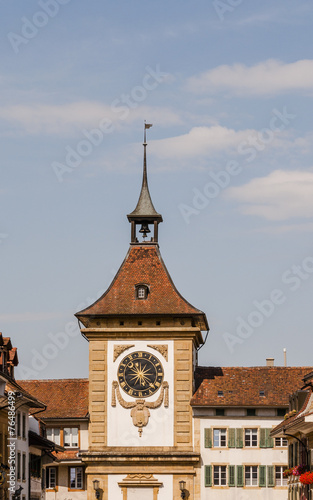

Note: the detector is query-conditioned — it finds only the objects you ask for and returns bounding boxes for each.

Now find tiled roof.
[76,245,208,329]
[191,366,312,407]
[17,379,89,419]
[272,386,313,435]
[52,449,81,461]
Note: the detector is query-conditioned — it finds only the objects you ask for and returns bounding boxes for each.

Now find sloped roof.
[191,366,312,407]
[17,379,89,419]
[52,449,81,461]
[75,245,208,329]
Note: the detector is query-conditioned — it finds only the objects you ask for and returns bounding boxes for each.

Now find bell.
[139,223,151,239]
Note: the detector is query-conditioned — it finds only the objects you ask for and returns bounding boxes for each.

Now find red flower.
[299,472,313,485]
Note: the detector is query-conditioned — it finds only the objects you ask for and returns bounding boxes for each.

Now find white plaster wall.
[79,422,88,450]
[108,474,172,500]
[107,341,174,447]
[200,418,288,500]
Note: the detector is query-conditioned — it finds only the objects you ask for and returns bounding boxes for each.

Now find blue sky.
[1,0,313,379]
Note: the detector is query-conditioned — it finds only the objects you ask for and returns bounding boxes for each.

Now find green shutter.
[267,466,275,487]
[259,465,266,487]
[228,465,235,487]
[260,428,267,448]
[205,465,212,487]
[204,428,212,448]
[266,428,274,448]
[236,428,243,448]
[236,465,244,487]
[228,428,236,448]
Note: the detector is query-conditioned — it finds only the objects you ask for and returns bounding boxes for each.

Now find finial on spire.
[127,123,163,245]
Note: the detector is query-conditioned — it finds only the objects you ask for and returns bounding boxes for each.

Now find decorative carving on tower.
[113,344,135,362]
[147,344,168,361]
[111,380,169,436]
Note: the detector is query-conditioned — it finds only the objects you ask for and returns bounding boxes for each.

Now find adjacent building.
[19,379,89,500]
[271,371,313,500]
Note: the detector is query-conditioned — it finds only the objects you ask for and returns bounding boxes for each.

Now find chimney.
[283,348,287,367]
[266,358,274,367]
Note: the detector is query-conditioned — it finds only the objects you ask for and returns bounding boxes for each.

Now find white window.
[245,428,258,447]
[69,467,83,489]
[46,467,56,489]
[275,437,288,447]
[213,429,227,447]
[245,466,258,486]
[46,428,60,445]
[213,465,227,486]
[64,427,78,448]
[276,466,288,486]
[136,285,148,299]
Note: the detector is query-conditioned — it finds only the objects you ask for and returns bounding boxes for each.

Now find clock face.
[117,351,164,398]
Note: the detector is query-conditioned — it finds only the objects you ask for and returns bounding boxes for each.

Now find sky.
[1,0,313,379]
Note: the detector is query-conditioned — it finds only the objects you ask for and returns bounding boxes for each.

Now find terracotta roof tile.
[76,245,208,329]
[191,366,312,407]
[52,449,80,461]
[17,379,89,419]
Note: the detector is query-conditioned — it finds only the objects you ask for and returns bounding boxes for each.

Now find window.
[276,466,288,486]
[64,428,78,448]
[275,437,288,447]
[213,465,227,486]
[247,409,256,416]
[245,466,258,486]
[213,429,227,447]
[69,467,83,489]
[245,428,258,447]
[22,414,26,439]
[277,408,286,417]
[135,285,148,299]
[22,453,26,481]
[259,390,265,397]
[46,467,57,489]
[217,391,224,396]
[30,454,41,478]
[17,452,21,480]
[46,428,60,445]
[215,409,225,416]
[17,412,21,438]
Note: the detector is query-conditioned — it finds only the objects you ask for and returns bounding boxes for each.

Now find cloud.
[226,170,313,220]
[149,125,257,159]
[186,59,313,96]
[0,101,181,136]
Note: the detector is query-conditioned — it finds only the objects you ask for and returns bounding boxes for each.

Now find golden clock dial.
[117,351,164,398]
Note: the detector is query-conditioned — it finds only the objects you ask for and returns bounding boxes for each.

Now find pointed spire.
[128,123,162,220]
[127,123,163,244]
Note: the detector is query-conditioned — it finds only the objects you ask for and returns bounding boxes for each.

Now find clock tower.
[76,126,209,500]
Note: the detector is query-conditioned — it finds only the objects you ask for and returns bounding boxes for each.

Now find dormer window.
[135,284,149,300]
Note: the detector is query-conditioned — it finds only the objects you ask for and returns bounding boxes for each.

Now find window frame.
[17,412,21,438]
[275,466,288,486]
[244,428,258,447]
[46,467,57,490]
[213,465,227,487]
[275,437,288,447]
[46,427,61,446]
[68,466,84,490]
[22,453,26,481]
[213,428,227,448]
[63,427,79,448]
[22,414,26,439]
[245,465,258,487]
[17,452,21,480]
[135,284,149,300]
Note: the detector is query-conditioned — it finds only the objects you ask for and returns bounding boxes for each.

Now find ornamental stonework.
[147,344,168,361]
[113,344,135,362]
